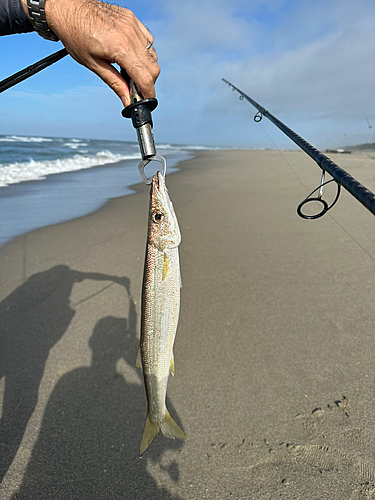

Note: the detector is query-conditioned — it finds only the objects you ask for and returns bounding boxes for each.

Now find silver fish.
[137,171,186,455]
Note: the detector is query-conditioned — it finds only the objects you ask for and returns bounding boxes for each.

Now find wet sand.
[1,149,375,499]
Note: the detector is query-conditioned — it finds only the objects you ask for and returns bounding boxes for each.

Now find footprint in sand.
[201,397,375,499]
[258,396,375,499]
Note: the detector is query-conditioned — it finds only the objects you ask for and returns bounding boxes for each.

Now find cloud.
[146,0,375,146]
[2,0,374,148]
[231,15,375,119]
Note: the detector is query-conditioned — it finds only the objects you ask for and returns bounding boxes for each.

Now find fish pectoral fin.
[162,253,169,281]
[140,414,160,456]
[169,354,175,376]
[160,410,186,441]
[135,347,142,369]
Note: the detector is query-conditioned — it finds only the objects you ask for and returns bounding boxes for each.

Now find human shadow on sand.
[0,265,133,483]
[0,265,184,498]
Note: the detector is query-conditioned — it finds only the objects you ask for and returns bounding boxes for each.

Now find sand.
[1,149,375,499]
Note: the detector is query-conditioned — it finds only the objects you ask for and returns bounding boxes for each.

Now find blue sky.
[0,0,374,149]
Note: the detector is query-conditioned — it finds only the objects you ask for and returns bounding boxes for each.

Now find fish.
[137,171,186,455]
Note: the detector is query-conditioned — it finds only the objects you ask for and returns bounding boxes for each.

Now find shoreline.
[0,150,193,248]
[1,149,375,498]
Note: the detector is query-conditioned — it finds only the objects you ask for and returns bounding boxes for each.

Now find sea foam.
[0,135,53,143]
[0,150,138,187]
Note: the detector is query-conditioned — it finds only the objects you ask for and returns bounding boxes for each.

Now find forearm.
[0,0,33,34]
[3,0,160,106]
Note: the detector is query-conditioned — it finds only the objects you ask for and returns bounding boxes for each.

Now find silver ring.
[146,40,153,50]
[138,155,166,185]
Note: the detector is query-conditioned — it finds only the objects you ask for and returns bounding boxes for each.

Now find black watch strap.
[26,0,59,41]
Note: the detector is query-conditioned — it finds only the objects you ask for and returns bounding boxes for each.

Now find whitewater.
[0,135,208,187]
[0,134,222,246]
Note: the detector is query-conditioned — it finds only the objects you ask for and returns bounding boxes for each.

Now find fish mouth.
[152,171,168,200]
[152,173,160,191]
[152,171,163,192]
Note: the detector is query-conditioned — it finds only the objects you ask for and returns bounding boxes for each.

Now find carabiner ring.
[138,154,167,185]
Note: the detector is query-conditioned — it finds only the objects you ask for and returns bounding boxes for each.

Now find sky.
[0,0,374,149]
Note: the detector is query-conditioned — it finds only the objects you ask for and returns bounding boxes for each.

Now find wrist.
[25,0,60,41]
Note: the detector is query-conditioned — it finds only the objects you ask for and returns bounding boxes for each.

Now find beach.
[1,149,375,498]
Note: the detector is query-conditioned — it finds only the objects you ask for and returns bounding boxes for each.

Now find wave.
[0,150,139,187]
[0,135,53,143]
[158,144,179,150]
[64,141,89,149]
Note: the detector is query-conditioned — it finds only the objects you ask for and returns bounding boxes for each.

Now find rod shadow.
[0,265,184,498]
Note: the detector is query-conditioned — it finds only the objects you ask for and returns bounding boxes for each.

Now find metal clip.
[138,154,167,185]
[254,111,263,122]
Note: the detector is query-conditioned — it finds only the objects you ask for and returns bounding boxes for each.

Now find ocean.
[0,134,218,247]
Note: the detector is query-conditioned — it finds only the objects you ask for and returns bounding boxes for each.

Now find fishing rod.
[0,48,68,94]
[223,78,375,219]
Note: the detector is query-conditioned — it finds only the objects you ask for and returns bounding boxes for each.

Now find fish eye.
[152,211,164,223]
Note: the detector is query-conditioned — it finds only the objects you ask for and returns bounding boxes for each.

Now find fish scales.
[138,171,186,455]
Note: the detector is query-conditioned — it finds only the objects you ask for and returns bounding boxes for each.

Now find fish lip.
[152,171,165,197]
[152,173,160,191]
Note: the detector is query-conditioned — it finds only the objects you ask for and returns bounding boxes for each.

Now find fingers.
[90,51,159,108]
[133,15,154,46]
[119,11,160,96]
[91,59,131,107]
[117,51,160,102]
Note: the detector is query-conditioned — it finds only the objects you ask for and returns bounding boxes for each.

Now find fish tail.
[140,414,159,456]
[160,409,186,441]
[140,410,186,456]
[139,410,186,456]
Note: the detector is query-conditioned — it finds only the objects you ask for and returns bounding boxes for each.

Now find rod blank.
[0,49,68,94]
[223,79,375,217]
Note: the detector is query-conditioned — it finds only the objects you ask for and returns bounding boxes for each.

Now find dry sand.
[1,149,375,499]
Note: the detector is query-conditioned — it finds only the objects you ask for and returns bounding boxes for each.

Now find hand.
[29,0,160,107]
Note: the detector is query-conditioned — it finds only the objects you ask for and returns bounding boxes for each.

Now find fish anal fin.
[160,410,186,441]
[169,354,175,376]
[140,414,159,456]
[136,347,142,369]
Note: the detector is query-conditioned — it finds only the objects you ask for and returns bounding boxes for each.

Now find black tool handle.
[120,68,158,128]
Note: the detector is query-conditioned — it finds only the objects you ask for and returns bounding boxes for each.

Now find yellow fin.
[169,354,175,376]
[135,347,142,369]
[160,410,186,441]
[140,414,159,456]
[162,253,169,281]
